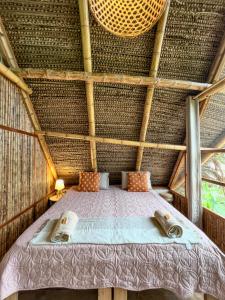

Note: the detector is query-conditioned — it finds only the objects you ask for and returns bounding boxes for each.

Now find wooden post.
[78,0,97,171]
[186,96,202,227]
[98,288,112,300]
[114,288,127,300]
[136,0,170,171]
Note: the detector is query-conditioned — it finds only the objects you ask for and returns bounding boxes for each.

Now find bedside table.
[48,194,63,207]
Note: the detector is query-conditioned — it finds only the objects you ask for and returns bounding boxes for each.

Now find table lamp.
[55,179,65,197]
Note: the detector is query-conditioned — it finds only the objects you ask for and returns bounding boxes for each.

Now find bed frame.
[5,288,217,300]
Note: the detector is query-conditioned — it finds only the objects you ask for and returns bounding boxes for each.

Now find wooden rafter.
[78,0,97,171]
[169,31,225,190]
[0,17,57,180]
[136,0,170,171]
[14,67,211,91]
[35,130,224,152]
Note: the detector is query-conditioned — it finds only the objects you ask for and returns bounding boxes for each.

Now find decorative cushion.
[100,172,109,190]
[122,171,152,190]
[127,172,149,192]
[79,172,100,192]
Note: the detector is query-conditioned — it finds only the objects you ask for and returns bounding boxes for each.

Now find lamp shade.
[55,179,65,191]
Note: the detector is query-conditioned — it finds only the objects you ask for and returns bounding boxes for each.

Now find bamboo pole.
[0,18,57,180]
[0,17,17,68]
[78,0,97,171]
[13,68,211,91]
[35,130,223,152]
[193,76,225,102]
[0,63,32,94]
[169,31,225,189]
[36,130,187,150]
[136,0,171,171]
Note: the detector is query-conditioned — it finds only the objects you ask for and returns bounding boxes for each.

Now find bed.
[0,186,225,300]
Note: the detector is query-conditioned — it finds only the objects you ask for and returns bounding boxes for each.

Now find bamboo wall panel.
[171,191,225,252]
[203,208,225,252]
[0,76,54,261]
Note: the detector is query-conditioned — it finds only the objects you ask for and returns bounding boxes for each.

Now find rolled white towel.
[50,211,79,243]
[154,210,183,238]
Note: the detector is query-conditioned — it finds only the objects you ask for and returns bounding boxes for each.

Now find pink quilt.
[0,187,225,300]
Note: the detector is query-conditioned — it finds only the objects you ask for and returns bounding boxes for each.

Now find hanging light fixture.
[89,0,168,38]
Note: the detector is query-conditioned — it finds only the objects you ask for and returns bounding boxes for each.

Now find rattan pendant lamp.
[89,0,168,38]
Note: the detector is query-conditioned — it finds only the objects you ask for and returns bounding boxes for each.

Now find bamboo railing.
[170,190,225,252]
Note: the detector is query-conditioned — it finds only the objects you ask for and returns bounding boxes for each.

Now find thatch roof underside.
[1,0,225,185]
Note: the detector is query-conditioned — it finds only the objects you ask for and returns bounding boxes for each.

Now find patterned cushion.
[121,171,152,190]
[79,172,100,192]
[127,172,148,192]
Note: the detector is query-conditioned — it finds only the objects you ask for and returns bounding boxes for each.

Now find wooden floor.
[19,288,204,300]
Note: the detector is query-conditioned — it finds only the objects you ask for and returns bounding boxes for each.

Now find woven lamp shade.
[89,0,168,38]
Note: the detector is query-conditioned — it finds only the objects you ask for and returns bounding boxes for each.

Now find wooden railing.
[170,190,225,252]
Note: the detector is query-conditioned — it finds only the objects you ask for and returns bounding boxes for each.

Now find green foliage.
[202,182,225,217]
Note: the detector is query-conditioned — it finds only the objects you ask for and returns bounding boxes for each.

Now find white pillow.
[121,171,152,190]
[100,172,109,190]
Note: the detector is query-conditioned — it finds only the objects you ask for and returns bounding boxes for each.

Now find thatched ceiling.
[1,0,225,185]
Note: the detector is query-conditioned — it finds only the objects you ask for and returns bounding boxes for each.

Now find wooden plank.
[114,288,127,300]
[186,96,202,227]
[0,63,32,94]
[78,0,97,171]
[14,68,211,91]
[136,0,171,171]
[98,288,112,300]
[5,292,18,300]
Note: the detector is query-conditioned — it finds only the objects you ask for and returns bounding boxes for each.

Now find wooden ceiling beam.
[14,67,211,91]
[78,0,97,171]
[169,31,225,190]
[36,130,224,153]
[136,0,171,171]
[0,17,57,180]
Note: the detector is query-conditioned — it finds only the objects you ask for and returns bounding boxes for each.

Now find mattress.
[0,186,225,300]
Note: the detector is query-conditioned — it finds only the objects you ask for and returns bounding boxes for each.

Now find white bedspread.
[0,186,225,300]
